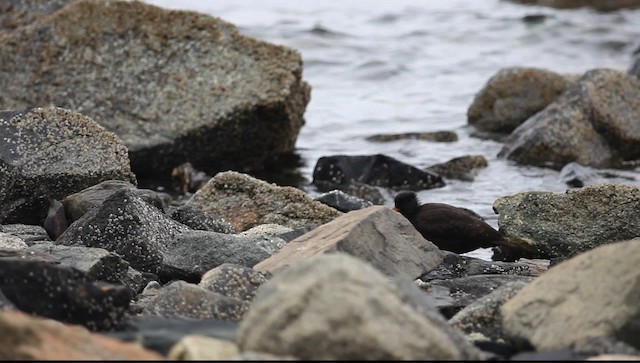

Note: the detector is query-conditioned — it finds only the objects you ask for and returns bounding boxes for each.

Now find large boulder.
[468,67,574,133]
[498,69,640,170]
[0,0,71,34]
[186,171,341,232]
[493,183,640,259]
[502,238,640,351]
[238,253,481,360]
[0,0,310,178]
[0,107,136,225]
[253,206,444,279]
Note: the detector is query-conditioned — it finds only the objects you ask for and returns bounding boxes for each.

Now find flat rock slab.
[254,205,444,279]
[0,0,310,178]
[0,107,136,225]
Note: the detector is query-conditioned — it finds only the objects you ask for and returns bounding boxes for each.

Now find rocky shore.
[1,0,640,360]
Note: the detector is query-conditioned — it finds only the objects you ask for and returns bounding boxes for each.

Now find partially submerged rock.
[426,155,488,182]
[493,183,640,259]
[0,0,310,178]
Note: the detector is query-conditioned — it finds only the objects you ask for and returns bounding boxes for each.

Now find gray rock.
[162,230,273,277]
[199,263,270,302]
[502,238,640,351]
[186,171,341,233]
[366,131,458,143]
[58,188,274,280]
[0,289,16,310]
[57,188,184,275]
[26,243,142,293]
[0,107,136,225]
[168,204,235,234]
[237,253,481,360]
[254,206,444,279]
[426,155,488,182]
[0,0,310,179]
[468,67,574,133]
[0,0,71,33]
[314,190,373,212]
[62,180,168,223]
[493,183,640,259]
[0,224,50,245]
[142,280,249,322]
[498,69,640,169]
[449,281,528,343]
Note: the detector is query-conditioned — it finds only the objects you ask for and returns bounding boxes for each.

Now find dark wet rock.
[426,155,488,182]
[0,0,310,179]
[0,107,136,225]
[57,188,184,274]
[274,224,317,242]
[26,243,144,294]
[1,224,51,245]
[314,189,374,212]
[449,281,528,344]
[419,251,548,282]
[312,154,445,192]
[254,206,444,279]
[168,204,235,233]
[0,310,164,360]
[161,229,274,280]
[366,131,458,143]
[502,238,640,351]
[493,183,640,259]
[419,274,534,319]
[58,188,273,280]
[239,253,482,360]
[574,336,640,358]
[198,263,270,302]
[0,252,131,331]
[0,0,70,33]
[336,182,389,205]
[62,180,168,224]
[186,171,341,232]
[468,67,574,133]
[108,315,238,356]
[141,280,249,322]
[498,69,640,170]
[521,14,549,24]
[507,0,640,11]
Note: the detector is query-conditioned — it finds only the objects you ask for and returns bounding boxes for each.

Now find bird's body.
[393,191,515,254]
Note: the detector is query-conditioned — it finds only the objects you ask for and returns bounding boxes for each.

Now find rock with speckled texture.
[187,171,342,233]
[0,107,136,225]
[0,0,310,179]
[141,280,249,322]
[168,204,235,234]
[57,188,276,280]
[498,69,640,169]
[0,224,51,245]
[0,0,71,34]
[493,183,640,259]
[0,251,131,331]
[199,263,270,302]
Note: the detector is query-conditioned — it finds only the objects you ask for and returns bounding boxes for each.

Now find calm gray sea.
[145,0,640,259]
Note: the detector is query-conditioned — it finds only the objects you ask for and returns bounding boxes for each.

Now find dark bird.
[393,191,516,254]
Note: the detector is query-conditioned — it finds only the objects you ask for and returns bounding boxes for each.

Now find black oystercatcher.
[393,191,516,254]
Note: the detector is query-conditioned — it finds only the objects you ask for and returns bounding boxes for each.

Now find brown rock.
[0,310,164,360]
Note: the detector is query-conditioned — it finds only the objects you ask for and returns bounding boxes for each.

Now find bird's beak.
[392,207,399,212]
